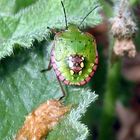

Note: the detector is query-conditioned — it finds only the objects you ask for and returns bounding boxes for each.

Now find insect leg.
[47,27,57,34]
[40,59,52,72]
[56,76,66,100]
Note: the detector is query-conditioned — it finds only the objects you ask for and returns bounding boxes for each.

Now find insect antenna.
[61,1,68,29]
[78,5,99,28]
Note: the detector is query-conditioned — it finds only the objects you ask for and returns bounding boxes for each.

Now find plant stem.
[99,60,121,140]
[99,30,122,140]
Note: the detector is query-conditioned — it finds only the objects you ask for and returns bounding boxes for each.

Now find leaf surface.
[0,0,101,59]
[0,43,98,140]
[0,0,101,139]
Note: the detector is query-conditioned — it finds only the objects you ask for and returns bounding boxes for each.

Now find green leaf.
[0,0,16,15]
[0,0,101,139]
[0,0,38,15]
[47,88,98,140]
[0,42,98,140]
[0,0,101,60]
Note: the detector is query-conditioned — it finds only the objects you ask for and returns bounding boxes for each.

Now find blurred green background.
[82,0,140,140]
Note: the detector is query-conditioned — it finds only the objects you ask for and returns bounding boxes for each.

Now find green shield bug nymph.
[51,24,98,86]
[42,1,98,96]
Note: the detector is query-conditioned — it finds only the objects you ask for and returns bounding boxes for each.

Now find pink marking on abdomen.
[63,80,70,85]
[55,69,61,76]
[58,75,65,81]
[52,63,57,70]
[51,49,58,70]
[93,65,97,71]
[80,80,86,85]
[95,57,98,64]
[90,70,95,77]
[51,56,55,63]
[85,76,91,82]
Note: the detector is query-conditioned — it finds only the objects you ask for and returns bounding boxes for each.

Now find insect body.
[41,1,99,97]
[51,24,98,85]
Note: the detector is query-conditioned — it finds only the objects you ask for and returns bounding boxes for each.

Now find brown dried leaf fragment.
[113,38,136,58]
[111,0,137,58]
[111,16,137,39]
[15,100,69,140]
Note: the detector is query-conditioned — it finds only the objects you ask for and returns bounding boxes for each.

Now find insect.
[42,1,99,97]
